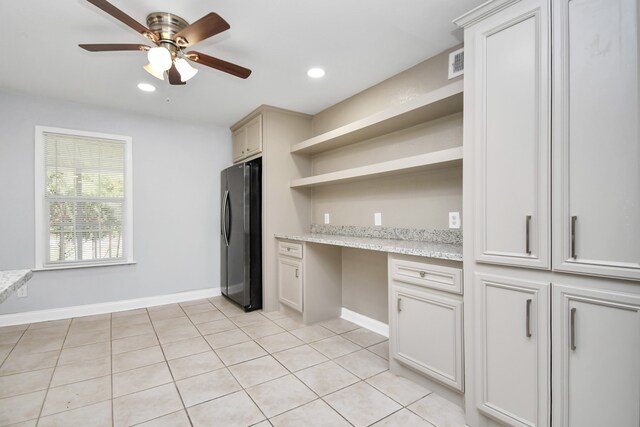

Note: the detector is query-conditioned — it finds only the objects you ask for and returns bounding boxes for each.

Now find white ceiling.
[0,0,481,127]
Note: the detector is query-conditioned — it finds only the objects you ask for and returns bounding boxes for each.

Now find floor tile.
[246,374,316,418]
[112,346,165,373]
[112,362,173,397]
[324,381,402,427]
[41,376,111,416]
[367,341,390,360]
[22,325,68,340]
[161,335,210,360]
[113,383,183,427]
[156,324,201,345]
[309,335,360,359]
[188,390,264,427]
[11,336,64,355]
[187,309,226,325]
[272,345,328,372]
[261,311,289,321]
[181,302,216,316]
[0,367,54,399]
[254,332,303,354]
[215,341,267,366]
[38,400,112,427]
[373,408,435,426]
[367,371,431,406]
[5,419,38,426]
[230,312,270,328]
[0,390,46,426]
[407,394,466,427]
[342,328,387,347]
[216,304,245,318]
[68,318,110,334]
[72,313,111,323]
[111,313,151,328]
[0,330,24,345]
[0,324,29,334]
[196,318,237,335]
[180,298,211,307]
[242,323,285,340]
[147,306,185,321]
[0,344,12,364]
[295,360,359,396]
[113,323,157,341]
[63,329,110,348]
[168,351,224,380]
[204,329,251,350]
[175,368,241,407]
[270,399,351,427]
[251,421,273,427]
[335,349,388,379]
[112,333,158,355]
[228,355,288,388]
[273,317,305,331]
[111,308,147,318]
[151,316,193,333]
[0,350,59,375]
[58,341,111,365]
[136,410,191,427]
[290,325,335,343]
[28,319,71,331]
[50,355,111,387]
[319,318,360,334]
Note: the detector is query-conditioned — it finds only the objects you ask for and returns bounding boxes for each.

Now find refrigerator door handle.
[222,190,230,247]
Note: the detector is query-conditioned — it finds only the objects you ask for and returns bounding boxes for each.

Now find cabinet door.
[278,256,303,312]
[475,274,549,427]
[245,115,263,156]
[553,284,640,427]
[471,0,550,269]
[232,127,247,163]
[390,285,463,391]
[552,0,640,280]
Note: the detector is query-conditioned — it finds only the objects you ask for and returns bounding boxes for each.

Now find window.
[35,126,133,269]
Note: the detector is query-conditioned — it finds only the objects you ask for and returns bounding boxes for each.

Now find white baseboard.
[0,288,221,327]
[341,307,389,338]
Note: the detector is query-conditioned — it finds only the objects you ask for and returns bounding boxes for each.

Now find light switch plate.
[17,285,28,298]
[449,212,461,229]
[374,212,382,226]
[324,213,330,224]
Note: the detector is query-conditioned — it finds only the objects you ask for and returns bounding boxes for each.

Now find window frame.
[34,125,134,270]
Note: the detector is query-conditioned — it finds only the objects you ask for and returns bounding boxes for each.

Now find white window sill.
[33,261,137,272]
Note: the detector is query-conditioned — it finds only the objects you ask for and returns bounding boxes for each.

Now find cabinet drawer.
[278,241,303,259]
[391,258,462,294]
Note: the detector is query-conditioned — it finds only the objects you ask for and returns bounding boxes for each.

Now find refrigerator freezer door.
[226,164,249,306]
[220,170,228,297]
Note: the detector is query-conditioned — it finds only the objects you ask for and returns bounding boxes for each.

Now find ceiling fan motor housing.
[146,12,189,52]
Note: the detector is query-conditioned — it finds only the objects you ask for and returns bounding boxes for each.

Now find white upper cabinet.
[232,114,263,163]
[552,0,640,280]
[466,0,551,269]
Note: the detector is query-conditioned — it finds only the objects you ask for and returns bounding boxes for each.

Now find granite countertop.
[0,270,33,303]
[274,232,463,261]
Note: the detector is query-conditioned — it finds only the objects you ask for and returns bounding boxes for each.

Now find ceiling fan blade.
[168,63,187,85]
[174,13,230,47]
[86,0,158,42]
[186,51,252,79]
[79,43,150,52]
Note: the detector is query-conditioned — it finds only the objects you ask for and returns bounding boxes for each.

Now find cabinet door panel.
[278,257,302,312]
[232,128,246,163]
[476,274,549,427]
[553,284,640,427]
[473,0,550,269]
[245,115,263,155]
[553,0,640,280]
[391,286,463,391]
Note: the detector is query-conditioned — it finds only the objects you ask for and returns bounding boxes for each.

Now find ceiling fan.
[79,0,252,85]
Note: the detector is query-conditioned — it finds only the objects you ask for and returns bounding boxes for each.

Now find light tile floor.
[0,296,466,427]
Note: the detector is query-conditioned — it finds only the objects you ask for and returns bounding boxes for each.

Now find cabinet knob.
[419,271,426,278]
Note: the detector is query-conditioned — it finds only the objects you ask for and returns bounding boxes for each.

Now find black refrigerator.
[220,158,262,311]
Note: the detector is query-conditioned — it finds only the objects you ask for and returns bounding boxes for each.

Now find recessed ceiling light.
[307,68,325,78]
[137,83,156,92]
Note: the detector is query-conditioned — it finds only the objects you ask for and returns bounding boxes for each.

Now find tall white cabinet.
[457,0,640,426]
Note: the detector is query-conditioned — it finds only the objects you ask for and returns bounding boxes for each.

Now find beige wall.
[341,248,389,323]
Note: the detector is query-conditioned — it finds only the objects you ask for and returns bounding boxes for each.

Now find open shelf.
[290,147,463,188]
[291,80,463,155]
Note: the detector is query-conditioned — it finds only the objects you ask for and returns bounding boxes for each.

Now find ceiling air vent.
[448,48,464,79]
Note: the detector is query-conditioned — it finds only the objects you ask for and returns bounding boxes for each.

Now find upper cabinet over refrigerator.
[466,0,551,269]
[552,0,640,281]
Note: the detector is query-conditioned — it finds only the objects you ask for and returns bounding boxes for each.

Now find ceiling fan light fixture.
[144,63,165,80]
[175,58,198,82]
[147,46,173,71]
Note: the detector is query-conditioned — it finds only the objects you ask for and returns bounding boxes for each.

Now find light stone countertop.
[0,270,33,303]
[274,233,463,261]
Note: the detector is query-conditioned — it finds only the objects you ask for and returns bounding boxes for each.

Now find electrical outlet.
[324,213,330,224]
[17,285,28,298]
[374,212,382,226]
[449,212,461,229]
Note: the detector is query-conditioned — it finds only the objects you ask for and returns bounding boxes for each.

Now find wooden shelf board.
[290,147,463,188]
[291,81,463,155]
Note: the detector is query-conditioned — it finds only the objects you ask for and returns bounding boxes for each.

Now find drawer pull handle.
[570,307,577,351]
[397,297,402,312]
[295,268,299,278]
[526,299,532,338]
[525,215,532,255]
[571,216,577,259]
[419,271,426,278]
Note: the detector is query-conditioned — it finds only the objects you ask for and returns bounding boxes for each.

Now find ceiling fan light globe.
[147,47,172,71]
[144,63,165,80]
[175,58,198,82]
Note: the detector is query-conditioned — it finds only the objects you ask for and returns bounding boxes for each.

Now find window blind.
[44,132,126,265]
